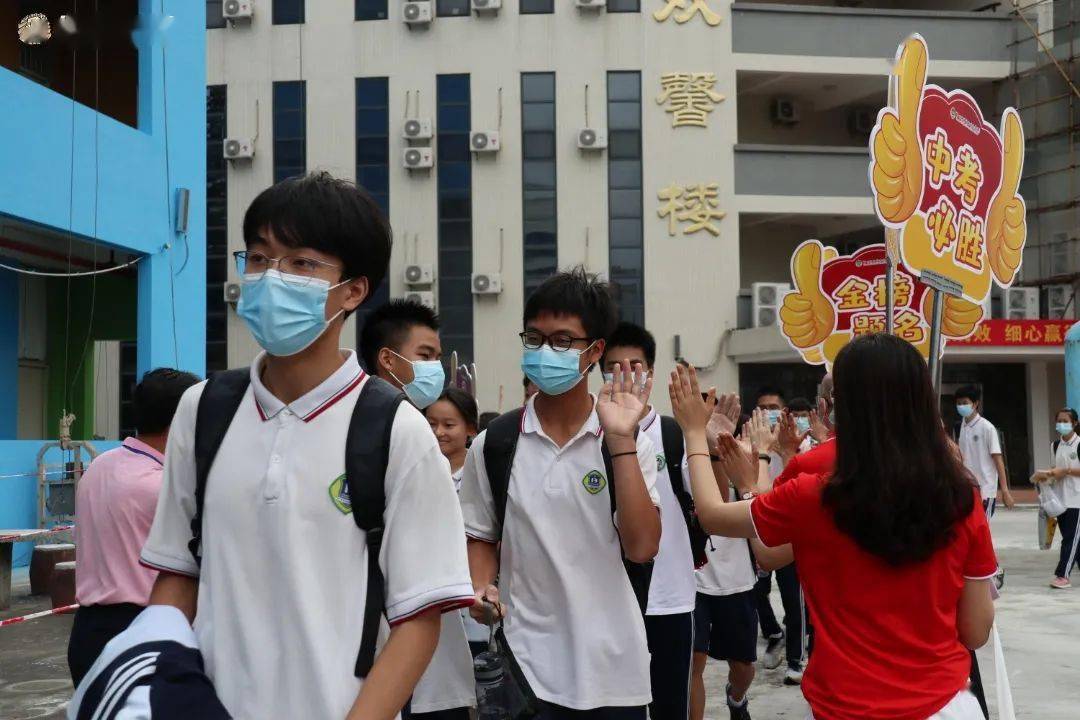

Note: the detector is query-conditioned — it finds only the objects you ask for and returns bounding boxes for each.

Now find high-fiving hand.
[597,359,653,439]
[669,365,717,436]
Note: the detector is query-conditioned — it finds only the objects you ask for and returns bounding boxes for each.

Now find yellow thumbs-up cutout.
[985,108,1027,286]
[780,241,835,349]
[871,35,927,225]
[922,292,984,340]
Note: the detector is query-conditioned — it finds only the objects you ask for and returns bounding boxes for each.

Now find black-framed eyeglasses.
[519,330,593,352]
[233,251,342,287]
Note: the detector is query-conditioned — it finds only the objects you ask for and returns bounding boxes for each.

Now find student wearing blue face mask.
[1031,408,1080,589]
[142,173,474,720]
[459,267,662,719]
[786,398,816,453]
[361,301,476,720]
[360,300,446,410]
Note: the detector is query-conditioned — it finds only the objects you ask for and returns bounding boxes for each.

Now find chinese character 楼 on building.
[656,73,724,128]
[657,183,726,236]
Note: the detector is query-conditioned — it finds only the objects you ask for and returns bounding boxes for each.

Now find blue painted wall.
[0,2,205,567]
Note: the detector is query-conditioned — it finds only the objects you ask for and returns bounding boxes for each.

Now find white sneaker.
[762,633,784,670]
[784,666,803,686]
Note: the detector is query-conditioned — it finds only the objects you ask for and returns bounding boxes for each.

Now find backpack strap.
[659,416,692,523]
[190,369,251,567]
[482,408,526,532]
[345,376,407,679]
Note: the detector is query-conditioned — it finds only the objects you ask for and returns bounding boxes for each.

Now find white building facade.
[205,0,1072,484]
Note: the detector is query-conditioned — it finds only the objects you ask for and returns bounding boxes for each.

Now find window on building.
[207,0,226,27]
[206,85,229,374]
[273,0,305,24]
[354,77,391,346]
[521,73,557,300]
[607,0,640,11]
[356,0,388,20]
[437,0,470,17]
[607,71,643,325]
[521,0,554,13]
[273,81,306,183]
[437,74,473,363]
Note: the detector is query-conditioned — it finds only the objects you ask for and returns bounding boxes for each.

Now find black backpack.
[481,408,654,614]
[188,368,405,679]
[658,416,710,569]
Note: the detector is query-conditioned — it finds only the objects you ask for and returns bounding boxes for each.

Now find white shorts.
[808,689,983,720]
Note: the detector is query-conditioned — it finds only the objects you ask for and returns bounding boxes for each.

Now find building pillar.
[137,248,205,380]
[1028,360,1050,473]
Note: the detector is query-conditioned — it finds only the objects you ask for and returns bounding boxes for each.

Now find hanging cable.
[61,0,80,418]
[160,0,180,367]
[497,87,503,130]
[0,257,143,278]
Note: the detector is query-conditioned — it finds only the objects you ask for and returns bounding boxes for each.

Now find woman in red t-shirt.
[669,333,996,720]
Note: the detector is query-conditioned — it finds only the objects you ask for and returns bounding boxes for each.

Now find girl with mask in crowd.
[1031,408,1080,589]
[671,332,996,720]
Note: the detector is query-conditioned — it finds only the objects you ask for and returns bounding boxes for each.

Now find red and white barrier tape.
[0,525,75,543]
[0,603,78,628]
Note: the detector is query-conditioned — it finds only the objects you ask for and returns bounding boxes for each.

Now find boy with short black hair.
[459,268,661,719]
[602,321,697,720]
[364,300,474,720]
[955,384,1014,515]
[142,173,473,720]
[360,300,444,409]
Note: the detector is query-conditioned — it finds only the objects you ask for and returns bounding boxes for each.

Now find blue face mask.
[1056,422,1074,437]
[795,416,811,434]
[237,270,347,357]
[522,343,594,397]
[390,351,445,410]
[765,409,782,427]
[956,404,974,419]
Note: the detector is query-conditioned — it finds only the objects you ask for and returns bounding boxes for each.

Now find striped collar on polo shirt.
[249,350,366,422]
[521,392,603,439]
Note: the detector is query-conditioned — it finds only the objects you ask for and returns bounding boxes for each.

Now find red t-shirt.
[751,474,997,720]
[775,437,836,487]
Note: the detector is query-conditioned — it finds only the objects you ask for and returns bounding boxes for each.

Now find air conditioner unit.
[471,0,502,13]
[1004,287,1039,320]
[405,291,436,308]
[403,1,433,25]
[403,147,434,170]
[472,273,502,295]
[404,264,433,286]
[575,0,605,9]
[470,130,501,153]
[223,0,253,20]
[848,106,875,136]
[223,137,255,160]
[771,98,800,125]
[1049,234,1074,276]
[577,127,607,151]
[1047,284,1075,319]
[224,282,242,304]
[402,117,433,141]
[751,282,790,328]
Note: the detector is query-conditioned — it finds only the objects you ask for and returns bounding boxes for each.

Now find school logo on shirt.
[328,474,352,514]
[582,470,607,495]
[657,454,667,472]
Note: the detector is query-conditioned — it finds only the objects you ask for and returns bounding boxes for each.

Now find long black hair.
[822,333,975,566]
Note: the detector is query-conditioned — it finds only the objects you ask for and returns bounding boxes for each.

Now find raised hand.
[717,433,758,495]
[986,109,1027,286]
[781,241,835,350]
[707,392,741,453]
[871,35,927,224]
[747,407,780,456]
[669,365,717,436]
[597,359,653,440]
[776,411,809,459]
[808,408,830,443]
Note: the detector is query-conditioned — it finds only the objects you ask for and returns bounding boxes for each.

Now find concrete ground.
[0,506,1076,719]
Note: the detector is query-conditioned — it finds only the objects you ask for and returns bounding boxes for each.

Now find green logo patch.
[582,470,607,495]
[657,454,667,472]
[329,474,352,514]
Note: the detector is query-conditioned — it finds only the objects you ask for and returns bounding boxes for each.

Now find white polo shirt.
[458,395,659,710]
[1053,434,1080,508]
[639,409,696,615]
[141,351,474,720]
[959,415,1003,500]
[684,461,757,596]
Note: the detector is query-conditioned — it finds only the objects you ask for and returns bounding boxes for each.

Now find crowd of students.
[64,172,1043,720]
